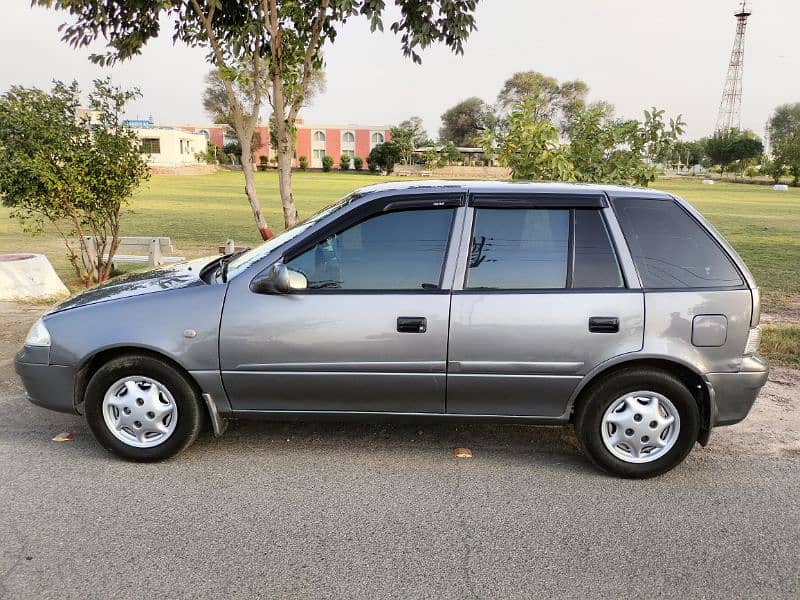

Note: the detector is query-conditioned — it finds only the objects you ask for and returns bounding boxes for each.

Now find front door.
[447,202,644,417]
[220,204,459,413]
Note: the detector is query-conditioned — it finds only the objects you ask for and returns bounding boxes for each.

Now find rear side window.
[465,208,624,290]
[612,197,742,289]
[467,208,570,289]
[573,209,624,288]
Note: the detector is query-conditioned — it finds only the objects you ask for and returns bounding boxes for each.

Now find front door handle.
[589,316,619,333]
[397,316,427,333]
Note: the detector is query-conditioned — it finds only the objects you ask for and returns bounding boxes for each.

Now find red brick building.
[177,119,392,168]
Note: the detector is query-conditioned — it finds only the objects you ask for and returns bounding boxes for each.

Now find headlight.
[25,318,51,347]
[744,326,761,356]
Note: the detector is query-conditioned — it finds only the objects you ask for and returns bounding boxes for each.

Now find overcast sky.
[2,1,797,140]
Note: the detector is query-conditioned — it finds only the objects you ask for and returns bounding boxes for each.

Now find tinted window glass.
[467,209,569,289]
[287,209,454,290]
[612,198,742,288]
[573,210,624,288]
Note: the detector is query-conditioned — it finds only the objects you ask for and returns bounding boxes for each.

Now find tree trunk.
[273,120,299,229]
[240,136,273,240]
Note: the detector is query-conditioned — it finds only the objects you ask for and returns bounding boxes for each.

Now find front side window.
[467,209,570,289]
[287,209,455,290]
[612,198,743,289]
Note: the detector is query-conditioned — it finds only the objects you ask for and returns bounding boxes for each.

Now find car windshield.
[223,192,364,280]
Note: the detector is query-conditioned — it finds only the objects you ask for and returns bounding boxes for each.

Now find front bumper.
[14,350,77,414]
[706,355,770,427]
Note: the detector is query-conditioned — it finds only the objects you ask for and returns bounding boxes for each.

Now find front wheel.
[574,368,700,478]
[84,355,204,461]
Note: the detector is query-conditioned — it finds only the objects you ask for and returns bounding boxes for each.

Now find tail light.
[744,326,762,356]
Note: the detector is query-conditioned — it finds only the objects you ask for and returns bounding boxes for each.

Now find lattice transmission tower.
[715,1,752,132]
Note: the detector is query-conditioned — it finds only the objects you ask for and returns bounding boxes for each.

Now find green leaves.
[489,97,685,186]
[0,79,148,284]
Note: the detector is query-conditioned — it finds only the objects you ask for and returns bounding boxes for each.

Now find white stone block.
[0,254,70,301]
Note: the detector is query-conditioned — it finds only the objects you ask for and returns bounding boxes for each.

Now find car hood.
[49,257,217,314]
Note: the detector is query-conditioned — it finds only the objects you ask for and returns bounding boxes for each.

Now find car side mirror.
[251,263,307,294]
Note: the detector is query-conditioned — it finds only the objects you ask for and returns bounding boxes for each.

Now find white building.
[132,126,209,168]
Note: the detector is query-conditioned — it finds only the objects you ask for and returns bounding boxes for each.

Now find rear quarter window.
[611,197,743,289]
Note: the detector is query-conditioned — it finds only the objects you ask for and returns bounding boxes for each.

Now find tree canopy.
[767,103,800,150]
[36,0,481,235]
[0,78,149,284]
[439,97,495,146]
[484,98,684,186]
[497,71,588,125]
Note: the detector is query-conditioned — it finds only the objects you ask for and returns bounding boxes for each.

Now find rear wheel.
[84,355,204,461]
[574,368,700,478]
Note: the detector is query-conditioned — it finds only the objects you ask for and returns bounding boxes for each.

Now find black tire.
[84,354,205,461]
[574,367,700,478]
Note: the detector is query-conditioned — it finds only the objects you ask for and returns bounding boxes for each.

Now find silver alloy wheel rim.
[600,390,680,464]
[102,376,178,448]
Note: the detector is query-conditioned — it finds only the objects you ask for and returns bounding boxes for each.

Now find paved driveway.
[1,303,798,599]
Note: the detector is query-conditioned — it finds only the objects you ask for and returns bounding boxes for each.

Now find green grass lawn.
[1,171,799,361]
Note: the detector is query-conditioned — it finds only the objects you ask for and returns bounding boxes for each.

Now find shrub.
[257,155,269,171]
[339,153,351,170]
[367,142,401,174]
[298,155,308,170]
[196,145,219,164]
[322,155,334,171]
[353,156,364,170]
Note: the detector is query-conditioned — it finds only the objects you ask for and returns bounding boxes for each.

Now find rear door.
[446,193,644,417]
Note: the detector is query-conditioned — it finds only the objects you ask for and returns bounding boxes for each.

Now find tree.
[0,79,149,285]
[496,71,589,129]
[398,116,430,146]
[728,137,763,176]
[773,138,800,186]
[766,103,800,150]
[672,140,706,167]
[439,97,495,146]
[484,97,684,186]
[36,0,480,236]
[367,142,401,174]
[705,129,762,174]
[202,69,268,160]
[483,98,574,181]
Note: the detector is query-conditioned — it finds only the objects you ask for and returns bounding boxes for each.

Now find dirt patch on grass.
[720,366,800,458]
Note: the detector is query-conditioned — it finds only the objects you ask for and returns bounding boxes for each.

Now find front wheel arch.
[75,346,203,414]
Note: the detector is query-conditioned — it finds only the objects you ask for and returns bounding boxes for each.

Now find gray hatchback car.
[15,181,769,477]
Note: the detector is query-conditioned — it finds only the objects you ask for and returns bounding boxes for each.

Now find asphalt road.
[1,304,798,599]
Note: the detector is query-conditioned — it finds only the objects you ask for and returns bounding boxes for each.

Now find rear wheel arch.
[570,358,711,443]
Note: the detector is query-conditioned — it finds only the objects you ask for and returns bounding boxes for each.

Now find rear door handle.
[397,317,427,333]
[589,316,619,333]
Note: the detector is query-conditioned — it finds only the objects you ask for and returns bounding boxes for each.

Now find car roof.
[353,179,673,199]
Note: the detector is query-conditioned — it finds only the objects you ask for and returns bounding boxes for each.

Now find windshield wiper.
[217,247,250,283]
[307,280,342,289]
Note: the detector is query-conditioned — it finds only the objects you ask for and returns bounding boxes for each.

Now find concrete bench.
[420,170,433,177]
[81,236,185,268]
[217,239,248,255]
